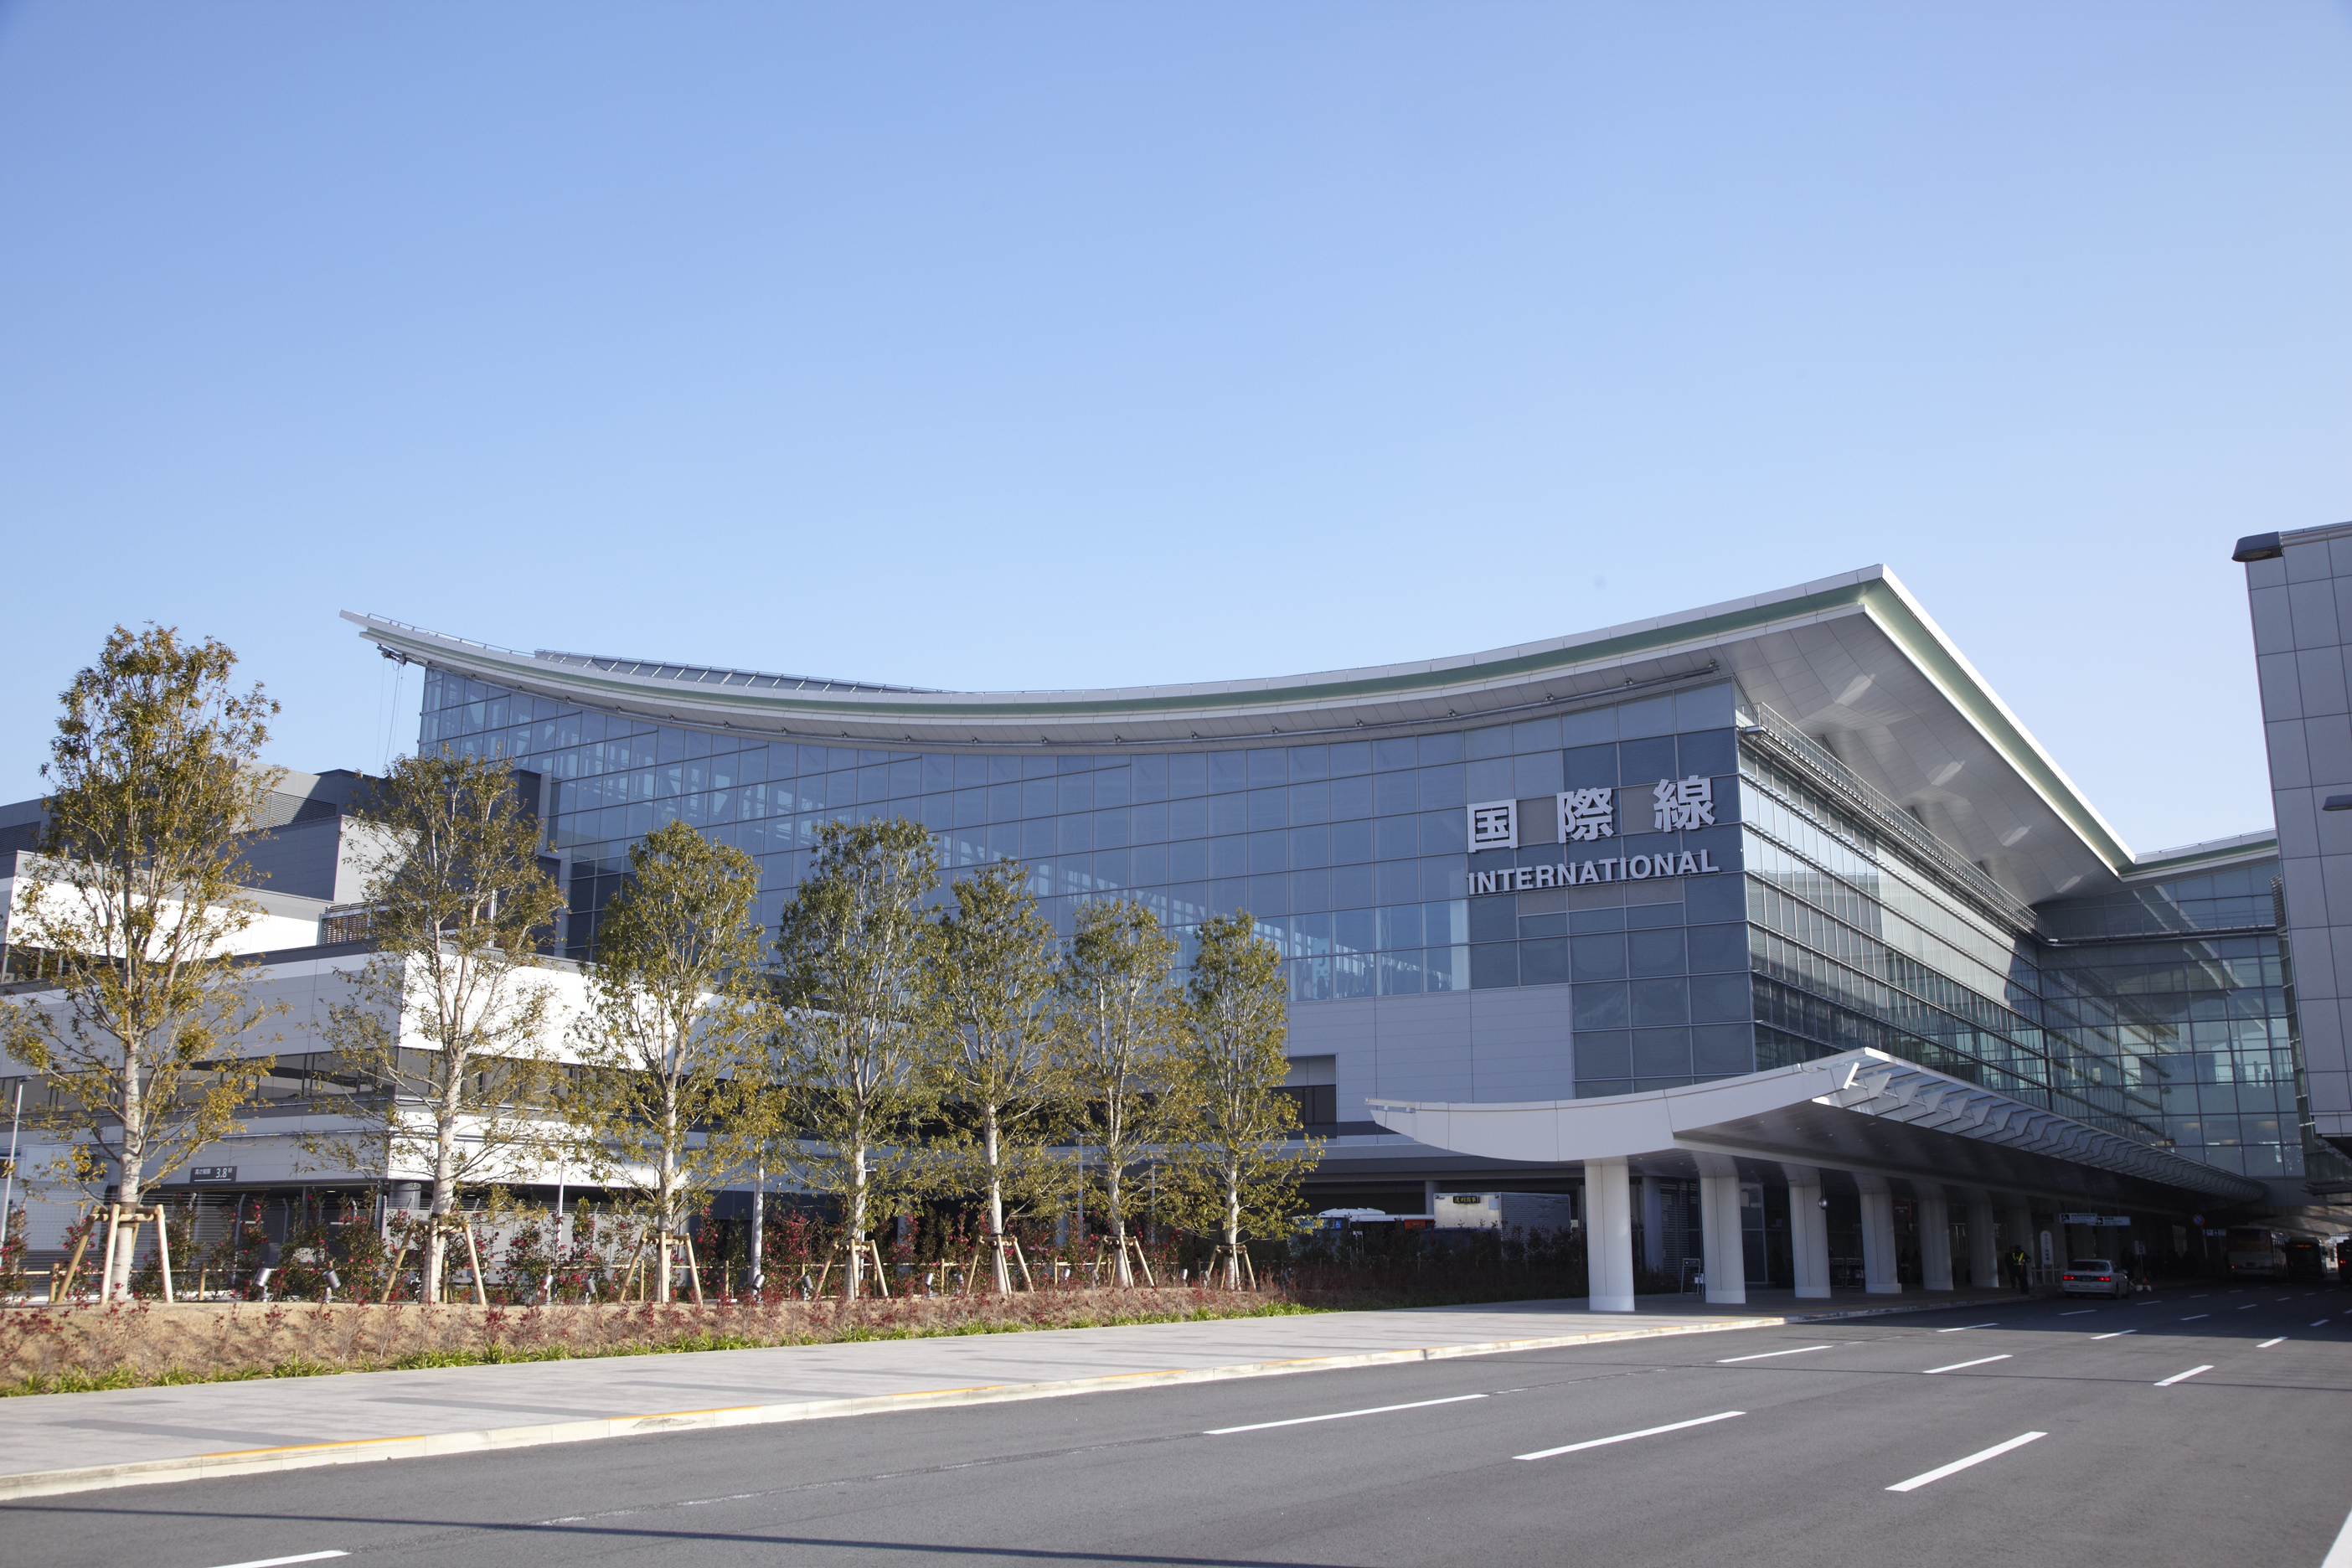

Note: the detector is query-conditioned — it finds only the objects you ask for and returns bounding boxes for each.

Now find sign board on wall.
[188,1166,237,1183]
[1467,780,1726,894]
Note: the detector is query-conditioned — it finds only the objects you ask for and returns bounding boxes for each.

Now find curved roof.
[342,566,2268,902]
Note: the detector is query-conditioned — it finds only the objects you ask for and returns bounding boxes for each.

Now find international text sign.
[1467,776,1725,895]
[1467,776,1718,854]
[1473,849,1723,895]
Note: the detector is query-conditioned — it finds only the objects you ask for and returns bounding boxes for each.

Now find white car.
[2060,1257,2131,1298]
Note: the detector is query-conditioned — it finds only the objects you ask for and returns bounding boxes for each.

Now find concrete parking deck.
[0,1286,2026,1500]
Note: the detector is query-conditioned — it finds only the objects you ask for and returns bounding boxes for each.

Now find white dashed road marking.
[1886,1431,2046,1493]
[1207,1393,1488,1435]
[1515,1411,1744,1461]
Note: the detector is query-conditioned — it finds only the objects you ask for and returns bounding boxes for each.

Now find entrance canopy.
[1365,1048,2263,1212]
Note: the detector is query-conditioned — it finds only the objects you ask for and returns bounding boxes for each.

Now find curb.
[0,1295,2001,1503]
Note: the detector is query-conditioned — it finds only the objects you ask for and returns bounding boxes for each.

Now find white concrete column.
[1859,1179,1901,1295]
[1640,1177,1664,1273]
[1918,1194,1952,1291]
[1585,1157,1636,1313]
[1968,1198,1999,1292]
[1699,1169,1746,1305]
[1788,1172,1831,1298]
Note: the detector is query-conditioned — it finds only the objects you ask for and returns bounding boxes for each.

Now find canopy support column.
[1919,1193,1952,1291]
[1699,1167,1746,1306]
[1585,1158,1635,1313]
[1788,1169,1831,1299]
[1968,1198,1999,1291]
[1859,1178,1901,1295]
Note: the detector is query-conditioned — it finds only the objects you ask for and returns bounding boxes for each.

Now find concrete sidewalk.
[0,1287,2022,1502]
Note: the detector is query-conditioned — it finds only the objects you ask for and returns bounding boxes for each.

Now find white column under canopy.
[1787,1168,1831,1299]
[1585,1157,1636,1313]
[1968,1198,1999,1291]
[1859,1178,1901,1295]
[1698,1164,1746,1306]
[1918,1193,1952,1291]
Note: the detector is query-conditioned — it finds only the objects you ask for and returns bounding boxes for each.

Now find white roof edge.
[343,568,1880,709]
[1867,569,2136,869]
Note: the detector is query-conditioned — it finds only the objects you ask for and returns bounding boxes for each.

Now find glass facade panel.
[415,666,2304,1179]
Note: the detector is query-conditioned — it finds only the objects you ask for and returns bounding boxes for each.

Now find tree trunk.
[1107,1162,1132,1287]
[425,1063,462,1303]
[984,1111,1008,1293]
[110,1066,145,1297]
[1224,1167,1243,1289]
[983,1109,1011,1297]
[658,1090,679,1304]
[750,1165,765,1298]
[847,1132,868,1301]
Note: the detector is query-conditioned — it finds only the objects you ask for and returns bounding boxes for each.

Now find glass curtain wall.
[2038,866,2305,1178]
[414,667,2307,1180]
[414,669,1741,1011]
[1738,731,2306,1170]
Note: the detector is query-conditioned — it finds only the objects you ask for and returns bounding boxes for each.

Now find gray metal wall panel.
[1284,1000,1372,1121]
[1368,992,1476,1104]
[2249,535,2352,1145]
[1467,985,1576,1101]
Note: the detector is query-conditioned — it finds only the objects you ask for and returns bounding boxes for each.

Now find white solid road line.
[1885,1431,2047,1493]
[1717,1344,1834,1364]
[1514,1411,1745,1461]
[1936,1323,1999,1332]
[2259,1338,2286,1349]
[2322,1504,2352,1568]
[2154,1365,2215,1387]
[204,1555,349,1568]
[1922,1354,2011,1375]
[2091,1330,2137,1340]
[1206,1393,1487,1435]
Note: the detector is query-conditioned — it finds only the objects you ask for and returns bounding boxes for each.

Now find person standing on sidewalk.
[2006,1243,2031,1294]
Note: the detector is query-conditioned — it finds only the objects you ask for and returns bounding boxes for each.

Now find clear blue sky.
[2,3,2346,855]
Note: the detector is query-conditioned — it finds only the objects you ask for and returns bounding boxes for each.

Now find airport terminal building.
[325,563,2343,1303]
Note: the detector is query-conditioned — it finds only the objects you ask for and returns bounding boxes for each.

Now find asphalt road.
[7,1287,2350,1568]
